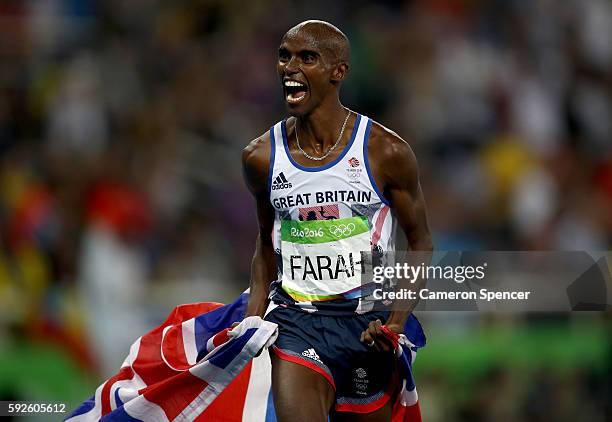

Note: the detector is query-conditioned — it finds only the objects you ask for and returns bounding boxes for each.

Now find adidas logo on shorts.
[301,348,322,363]
[272,172,292,190]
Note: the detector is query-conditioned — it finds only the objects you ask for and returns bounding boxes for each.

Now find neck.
[296,95,348,152]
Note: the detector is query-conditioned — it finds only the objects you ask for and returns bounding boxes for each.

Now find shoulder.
[242,130,272,167]
[242,130,273,194]
[366,119,418,177]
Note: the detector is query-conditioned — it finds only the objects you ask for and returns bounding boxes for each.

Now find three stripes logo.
[301,348,323,363]
[272,172,292,190]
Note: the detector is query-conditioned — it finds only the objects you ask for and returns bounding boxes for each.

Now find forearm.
[245,235,277,318]
[386,279,424,326]
[386,237,433,327]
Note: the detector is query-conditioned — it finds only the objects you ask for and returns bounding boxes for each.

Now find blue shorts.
[264,306,398,413]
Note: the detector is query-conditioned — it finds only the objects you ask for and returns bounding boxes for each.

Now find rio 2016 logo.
[329,223,356,237]
[290,227,324,238]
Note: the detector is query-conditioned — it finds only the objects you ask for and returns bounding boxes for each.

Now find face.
[277,30,345,116]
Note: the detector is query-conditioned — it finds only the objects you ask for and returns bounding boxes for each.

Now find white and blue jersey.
[267,114,396,315]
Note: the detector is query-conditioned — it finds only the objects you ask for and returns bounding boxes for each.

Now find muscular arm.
[382,139,432,254]
[381,133,433,327]
[361,125,433,350]
[242,135,277,318]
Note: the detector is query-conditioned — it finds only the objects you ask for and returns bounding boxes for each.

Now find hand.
[229,320,266,357]
[360,319,402,352]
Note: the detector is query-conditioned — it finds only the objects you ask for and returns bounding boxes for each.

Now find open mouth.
[284,80,308,104]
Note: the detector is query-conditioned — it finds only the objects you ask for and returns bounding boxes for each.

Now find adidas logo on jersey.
[301,348,322,363]
[272,172,292,190]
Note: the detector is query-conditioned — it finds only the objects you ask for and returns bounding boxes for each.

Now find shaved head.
[283,20,350,64]
[277,20,350,114]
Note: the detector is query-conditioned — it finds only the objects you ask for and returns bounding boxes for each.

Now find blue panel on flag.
[208,328,256,369]
[100,406,142,421]
[114,388,124,408]
[265,387,276,422]
[405,314,426,348]
[64,395,95,419]
[194,293,248,354]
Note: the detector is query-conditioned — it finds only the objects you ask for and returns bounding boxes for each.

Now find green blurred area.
[0,340,97,409]
[415,318,610,381]
[413,317,610,420]
[1,318,608,408]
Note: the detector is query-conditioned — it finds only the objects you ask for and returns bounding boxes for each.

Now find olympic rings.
[329,223,356,237]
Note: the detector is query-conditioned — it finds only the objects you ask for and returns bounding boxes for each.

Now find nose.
[284,56,299,74]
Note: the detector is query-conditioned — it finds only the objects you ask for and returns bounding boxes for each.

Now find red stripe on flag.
[392,401,422,422]
[134,302,224,386]
[380,325,400,350]
[195,361,253,421]
[101,366,133,415]
[161,324,189,370]
[212,328,231,348]
[141,371,209,420]
[371,205,390,246]
[134,329,180,386]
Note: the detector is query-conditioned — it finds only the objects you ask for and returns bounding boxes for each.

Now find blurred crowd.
[418,357,609,421]
[0,0,610,419]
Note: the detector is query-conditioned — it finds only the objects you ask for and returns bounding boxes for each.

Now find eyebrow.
[299,49,319,57]
[278,46,320,57]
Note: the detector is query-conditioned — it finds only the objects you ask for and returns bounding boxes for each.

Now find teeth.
[287,92,306,103]
[285,80,305,87]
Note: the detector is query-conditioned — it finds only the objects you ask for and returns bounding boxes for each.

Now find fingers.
[360,327,374,346]
[368,320,383,351]
[372,320,393,352]
[228,321,241,338]
[360,319,394,352]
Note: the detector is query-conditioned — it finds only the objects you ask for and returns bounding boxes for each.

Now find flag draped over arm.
[66,292,424,421]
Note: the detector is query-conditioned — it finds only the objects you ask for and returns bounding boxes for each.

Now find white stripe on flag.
[400,383,419,406]
[160,325,175,370]
[121,336,141,368]
[242,350,273,422]
[110,375,146,411]
[123,396,169,422]
[182,318,198,366]
[65,383,105,421]
[183,318,278,420]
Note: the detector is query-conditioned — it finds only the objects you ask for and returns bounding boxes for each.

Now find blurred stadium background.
[0,0,610,420]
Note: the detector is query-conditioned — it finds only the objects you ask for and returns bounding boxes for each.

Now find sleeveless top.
[267,114,396,315]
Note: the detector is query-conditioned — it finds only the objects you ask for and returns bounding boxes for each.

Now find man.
[242,20,432,422]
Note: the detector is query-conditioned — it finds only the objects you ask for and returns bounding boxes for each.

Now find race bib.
[280,216,370,301]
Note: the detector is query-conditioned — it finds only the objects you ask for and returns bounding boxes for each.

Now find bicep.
[242,143,275,244]
[384,144,432,251]
[388,182,431,249]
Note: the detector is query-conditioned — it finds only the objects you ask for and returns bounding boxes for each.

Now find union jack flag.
[66,292,424,421]
[348,157,360,167]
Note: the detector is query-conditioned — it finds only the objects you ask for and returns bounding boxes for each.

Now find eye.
[278,49,290,62]
[302,53,315,64]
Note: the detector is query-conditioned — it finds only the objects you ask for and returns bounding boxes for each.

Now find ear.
[331,62,349,83]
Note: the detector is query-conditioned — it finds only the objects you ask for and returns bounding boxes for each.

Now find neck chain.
[295,109,351,161]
